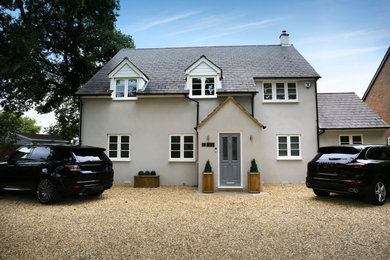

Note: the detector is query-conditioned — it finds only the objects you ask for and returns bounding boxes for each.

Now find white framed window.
[108,135,130,161]
[190,76,216,98]
[169,134,196,162]
[114,79,138,99]
[277,135,301,160]
[263,82,298,102]
[339,135,363,145]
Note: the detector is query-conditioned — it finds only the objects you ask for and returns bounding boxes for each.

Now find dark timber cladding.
[76,45,320,96]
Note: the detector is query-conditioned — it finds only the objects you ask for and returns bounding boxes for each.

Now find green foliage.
[145,171,150,175]
[45,99,79,140]
[138,171,145,176]
[0,111,41,143]
[150,171,156,176]
[0,0,135,138]
[204,160,212,172]
[250,159,259,172]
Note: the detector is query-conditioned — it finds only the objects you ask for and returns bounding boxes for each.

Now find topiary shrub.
[150,170,156,176]
[138,171,145,176]
[204,160,212,173]
[250,159,259,172]
[145,171,150,175]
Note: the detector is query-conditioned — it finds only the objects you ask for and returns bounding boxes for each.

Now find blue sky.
[29,0,390,129]
[116,0,390,97]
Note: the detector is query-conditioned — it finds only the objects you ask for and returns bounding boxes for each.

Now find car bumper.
[306,177,369,195]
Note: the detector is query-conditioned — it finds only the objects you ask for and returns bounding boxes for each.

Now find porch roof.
[197,96,264,129]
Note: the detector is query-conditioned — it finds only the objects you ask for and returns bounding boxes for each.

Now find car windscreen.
[317,147,361,162]
[71,148,110,163]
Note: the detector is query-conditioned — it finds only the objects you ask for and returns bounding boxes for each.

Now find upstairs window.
[190,77,216,97]
[115,79,137,98]
[263,82,297,102]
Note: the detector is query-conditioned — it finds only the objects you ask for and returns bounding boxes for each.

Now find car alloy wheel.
[37,179,55,204]
[375,181,386,203]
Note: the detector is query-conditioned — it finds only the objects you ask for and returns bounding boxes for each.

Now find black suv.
[306,145,390,205]
[0,145,114,204]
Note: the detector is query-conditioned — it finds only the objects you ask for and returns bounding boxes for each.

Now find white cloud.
[133,11,199,32]
[306,45,388,60]
[299,30,390,44]
[187,17,282,43]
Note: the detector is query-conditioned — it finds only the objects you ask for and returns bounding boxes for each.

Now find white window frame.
[276,135,302,160]
[262,81,298,103]
[189,76,217,98]
[339,135,363,145]
[107,134,131,161]
[113,78,138,100]
[168,134,196,162]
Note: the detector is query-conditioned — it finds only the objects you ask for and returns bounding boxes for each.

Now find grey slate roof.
[76,45,320,95]
[17,133,68,143]
[318,93,389,129]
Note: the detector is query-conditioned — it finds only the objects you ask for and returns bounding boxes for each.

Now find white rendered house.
[76,31,323,189]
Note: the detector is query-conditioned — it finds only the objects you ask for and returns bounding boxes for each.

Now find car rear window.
[317,146,361,162]
[71,148,110,162]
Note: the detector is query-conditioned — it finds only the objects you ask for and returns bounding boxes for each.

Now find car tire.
[313,189,330,197]
[36,178,60,204]
[86,190,104,196]
[369,178,387,205]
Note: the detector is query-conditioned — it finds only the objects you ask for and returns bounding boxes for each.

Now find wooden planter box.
[248,171,261,193]
[202,172,214,193]
[134,175,160,188]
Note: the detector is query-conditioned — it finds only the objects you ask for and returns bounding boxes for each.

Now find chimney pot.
[280,30,290,47]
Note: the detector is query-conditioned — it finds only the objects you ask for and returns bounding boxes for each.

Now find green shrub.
[145,171,150,175]
[204,160,212,172]
[250,159,259,172]
[151,170,156,176]
[138,171,145,175]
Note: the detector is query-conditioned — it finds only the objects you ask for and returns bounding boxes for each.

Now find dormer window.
[191,77,215,96]
[108,58,148,100]
[115,79,137,98]
[185,55,222,99]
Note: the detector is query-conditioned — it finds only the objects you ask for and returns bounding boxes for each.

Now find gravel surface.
[1,184,390,259]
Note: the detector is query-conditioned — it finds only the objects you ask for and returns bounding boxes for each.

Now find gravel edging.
[1,184,390,259]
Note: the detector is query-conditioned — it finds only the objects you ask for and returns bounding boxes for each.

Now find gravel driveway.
[1,184,390,259]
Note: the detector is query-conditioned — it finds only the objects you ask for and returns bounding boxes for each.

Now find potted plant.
[134,170,160,188]
[248,159,261,193]
[202,160,214,193]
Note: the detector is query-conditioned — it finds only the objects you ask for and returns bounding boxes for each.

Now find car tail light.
[346,162,367,169]
[347,181,363,185]
[306,177,311,181]
[65,165,81,171]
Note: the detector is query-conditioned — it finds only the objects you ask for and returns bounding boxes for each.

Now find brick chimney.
[280,30,290,47]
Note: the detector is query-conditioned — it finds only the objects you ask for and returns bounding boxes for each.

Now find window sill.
[277,157,302,161]
[168,159,196,162]
[188,95,217,99]
[110,158,131,162]
[263,100,299,104]
[112,97,138,101]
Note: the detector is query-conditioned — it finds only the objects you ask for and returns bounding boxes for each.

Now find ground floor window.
[108,135,130,160]
[277,135,301,159]
[339,135,363,145]
[169,134,195,161]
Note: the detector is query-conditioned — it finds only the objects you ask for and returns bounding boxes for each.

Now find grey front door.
[219,133,241,187]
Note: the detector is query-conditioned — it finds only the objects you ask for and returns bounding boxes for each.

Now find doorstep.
[194,190,269,197]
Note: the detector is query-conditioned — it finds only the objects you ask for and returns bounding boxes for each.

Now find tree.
[0,111,41,143]
[0,0,135,139]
